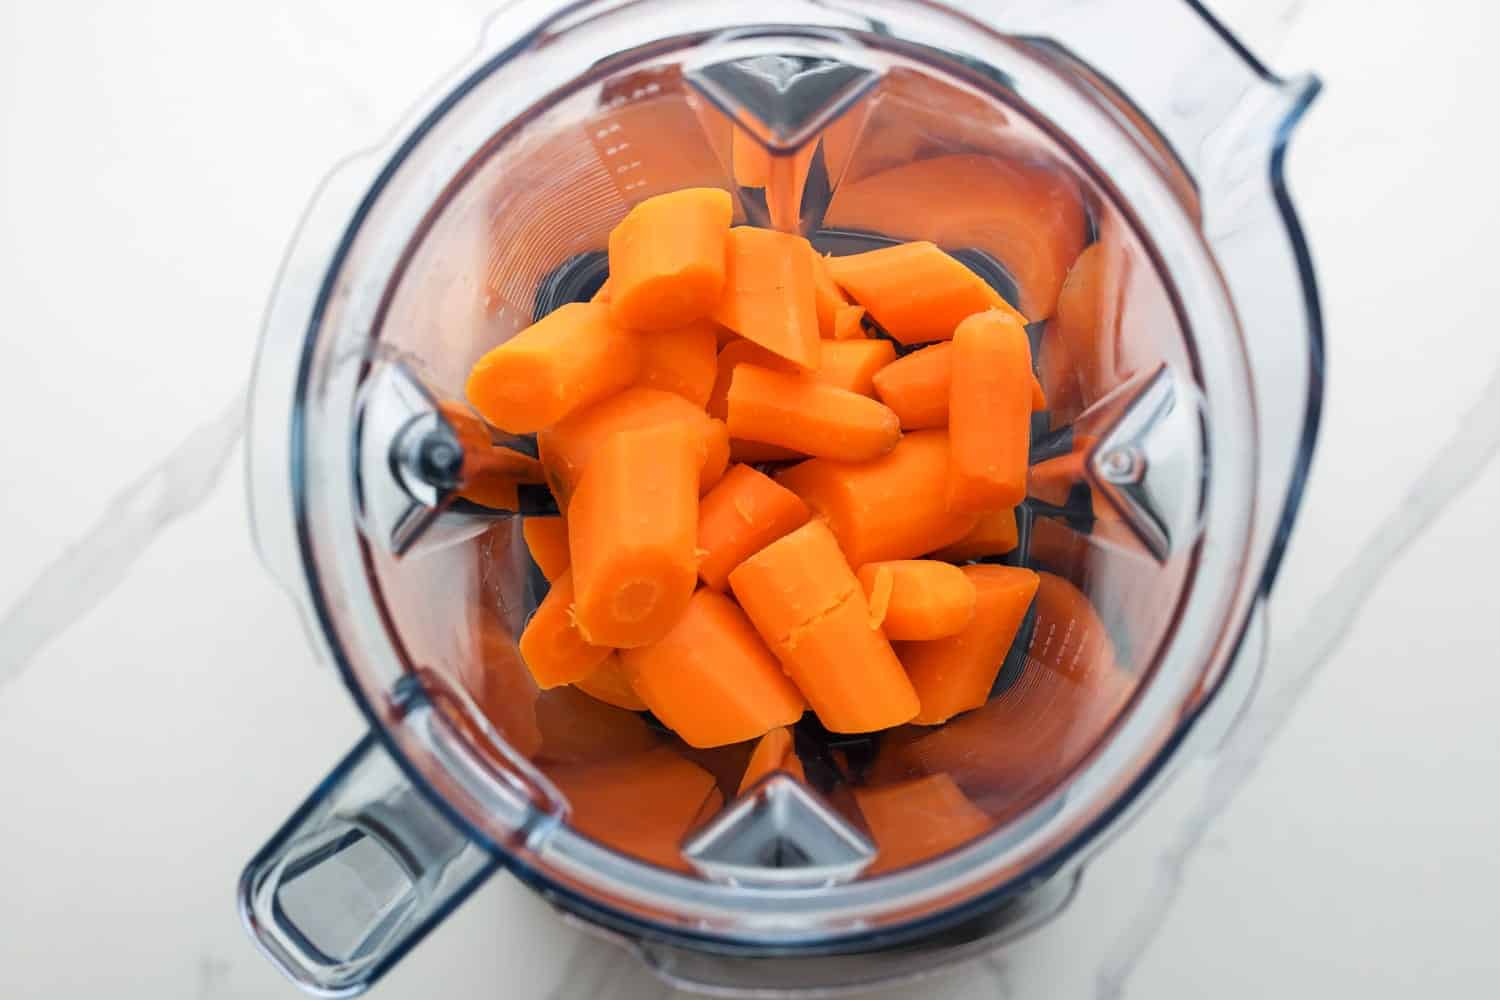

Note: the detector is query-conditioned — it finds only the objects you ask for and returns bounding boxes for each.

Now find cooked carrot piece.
[826,241,1026,345]
[728,520,919,733]
[569,422,700,648]
[870,572,1133,799]
[707,338,800,421]
[898,565,1040,724]
[727,364,901,462]
[931,508,1019,561]
[831,303,867,340]
[608,187,733,331]
[810,248,851,338]
[737,726,806,794]
[871,340,1045,434]
[621,588,806,748]
[871,342,952,430]
[813,339,897,397]
[696,464,812,591]
[947,310,1033,514]
[534,685,658,764]
[522,516,570,581]
[856,560,977,641]
[545,748,719,870]
[539,386,727,503]
[711,227,821,370]
[466,302,640,433]
[635,318,719,407]
[518,569,613,688]
[574,653,647,712]
[776,431,979,566]
[854,774,993,874]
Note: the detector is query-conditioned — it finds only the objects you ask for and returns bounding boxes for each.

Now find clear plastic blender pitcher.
[239,0,1322,994]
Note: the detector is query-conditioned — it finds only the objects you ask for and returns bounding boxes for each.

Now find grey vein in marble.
[0,389,247,691]
[1095,357,1500,999]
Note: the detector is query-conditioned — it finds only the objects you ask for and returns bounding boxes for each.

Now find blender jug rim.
[251,0,1319,950]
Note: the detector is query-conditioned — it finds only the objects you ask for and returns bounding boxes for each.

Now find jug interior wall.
[353,40,1207,883]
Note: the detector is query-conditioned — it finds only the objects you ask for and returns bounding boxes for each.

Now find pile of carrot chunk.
[467,186,1042,751]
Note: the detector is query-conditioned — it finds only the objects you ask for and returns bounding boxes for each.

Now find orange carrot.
[826,241,1026,344]
[539,387,728,503]
[776,431,979,566]
[711,227,820,370]
[518,569,613,688]
[947,310,1033,513]
[856,560,977,641]
[810,248,851,337]
[574,653,648,712]
[871,343,953,430]
[931,508,1019,561]
[854,774,992,874]
[522,516,570,581]
[545,748,719,870]
[728,519,919,733]
[831,303,867,340]
[737,726,806,794]
[466,301,640,433]
[568,422,699,647]
[898,565,1039,724]
[534,685,658,764]
[727,364,901,462]
[608,187,733,331]
[707,338,800,421]
[871,341,1044,433]
[696,464,812,591]
[635,318,719,407]
[813,339,896,397]
[621,588,806,748]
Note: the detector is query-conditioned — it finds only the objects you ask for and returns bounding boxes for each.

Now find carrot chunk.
[831,303,867,340]
[574,653,647,711]
[931,508,1019,561]
[872,340,1044,433]
[826,241,1025,345]
[621,588,806,748]
[871,342,953,430]
[546,748,719,870]
[696,464,812,591]
[810,248,851,338]
[707,338,800,421]
[569,422,699,647]
[737,726,806,794]
[539,386,728,503]
[856,560,977,641]
[466,302,640,433]
[854,774,993,873]
[635,318,719,407]
[729,520,919,733]
[776,430,979,566]
[726,364,900,462]
[813,339,896,397]
[608,187,732,330]
[522,515,570,581]
[711,227,821,370]
[898,565,1039,724]
[518,569,613,688]
[947,310,1033,513]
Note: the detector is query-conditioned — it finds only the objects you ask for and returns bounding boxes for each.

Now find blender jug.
[240,0,1322,994]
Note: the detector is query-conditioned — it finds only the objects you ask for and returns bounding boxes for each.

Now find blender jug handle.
[238,733,497,996]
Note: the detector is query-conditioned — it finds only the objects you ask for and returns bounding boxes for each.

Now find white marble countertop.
[2,1,1497,997]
